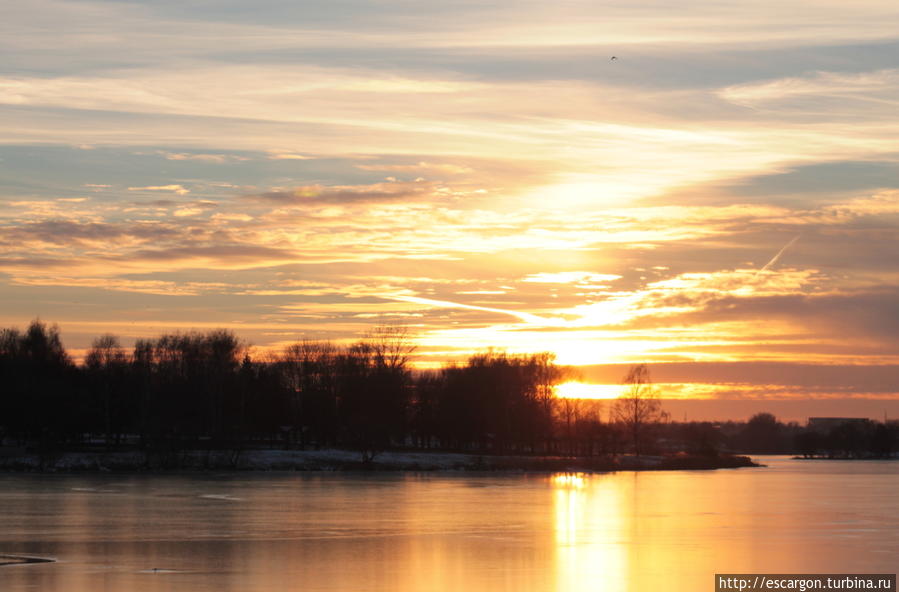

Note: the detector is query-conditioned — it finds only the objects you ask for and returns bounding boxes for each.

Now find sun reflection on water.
[551,472,629,592]
[551,473,588,490]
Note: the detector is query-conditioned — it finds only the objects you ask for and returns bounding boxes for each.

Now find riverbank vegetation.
[2,319,889,468]
[655,412,899,459]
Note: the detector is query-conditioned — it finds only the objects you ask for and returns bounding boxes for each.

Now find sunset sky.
[2,0,898,420]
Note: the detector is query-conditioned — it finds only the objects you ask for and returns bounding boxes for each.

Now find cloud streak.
[759,235,801,273]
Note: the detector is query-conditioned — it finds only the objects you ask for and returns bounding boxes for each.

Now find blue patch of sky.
[87,0,500,28]
[0,145,390,201]
[726,161,899,200]
[193,39,899,94]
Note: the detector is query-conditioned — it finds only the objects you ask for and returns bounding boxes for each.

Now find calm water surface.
[0,457,896,592]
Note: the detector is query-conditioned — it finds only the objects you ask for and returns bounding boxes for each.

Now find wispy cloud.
[523,272,622,285]
[159,151,249,163]
[720,69,899,110]
[128,184,190,195]
[266,150,314,161]
[386,294,556,325]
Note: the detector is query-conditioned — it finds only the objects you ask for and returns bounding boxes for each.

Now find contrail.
[758,234,801,273]
[385,294,561,326]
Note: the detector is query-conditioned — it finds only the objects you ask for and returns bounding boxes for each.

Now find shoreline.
[791,455,898,461]
[0,448,759,473]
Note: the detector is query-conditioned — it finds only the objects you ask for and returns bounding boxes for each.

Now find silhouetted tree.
[85,334,132,446]
[738,412,784,454]
[680,422,723,456]
[826,420,871,459]
[612,364,667,455]
[339,327,416,461]
[0,320,77,451]
[5,320,788,464]
[411,370,442,449]
[870,422,898,458]
[554,397,605,456]
[432,350,566,453]
[278,340,340,448]
[794,429,824,458]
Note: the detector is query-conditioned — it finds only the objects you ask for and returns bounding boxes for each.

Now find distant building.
[807,417,869,433]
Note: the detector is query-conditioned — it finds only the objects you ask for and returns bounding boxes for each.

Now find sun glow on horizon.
[555,381,624,400]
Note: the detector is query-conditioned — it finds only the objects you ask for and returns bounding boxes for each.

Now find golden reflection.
[551,472,629,592]
[551,473,588,489]
[2,470,892,592]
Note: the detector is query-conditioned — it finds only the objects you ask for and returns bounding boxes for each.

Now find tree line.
[657,412,899,459]
[3,320,894,461]
[0,320,603,458]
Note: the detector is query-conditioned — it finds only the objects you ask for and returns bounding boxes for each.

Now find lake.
[0,457,896,591]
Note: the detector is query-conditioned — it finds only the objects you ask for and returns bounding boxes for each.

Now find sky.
[2,0,898,420]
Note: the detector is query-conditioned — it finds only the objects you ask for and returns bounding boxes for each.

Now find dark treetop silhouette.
[1,319,893,467]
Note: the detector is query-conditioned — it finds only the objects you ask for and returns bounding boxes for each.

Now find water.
[0,457,896,592]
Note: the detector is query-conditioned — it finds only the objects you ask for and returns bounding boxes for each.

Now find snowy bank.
[0,448,758,472]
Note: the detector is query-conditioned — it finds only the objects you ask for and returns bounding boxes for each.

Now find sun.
[555,381,623,400]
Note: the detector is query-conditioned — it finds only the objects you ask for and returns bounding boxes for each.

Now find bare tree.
[85,334,129,446]
[343,326,417,461]
[555,396,584,456]
[280,340,338,447]
[368,325,416,370]
[612,364,667,455]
